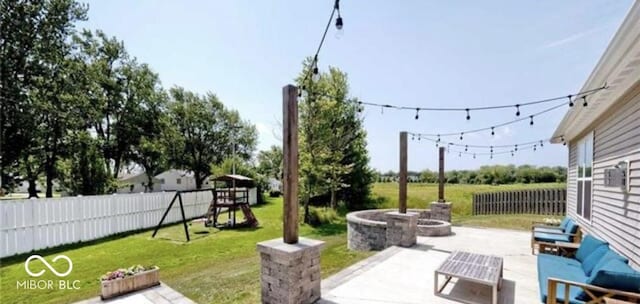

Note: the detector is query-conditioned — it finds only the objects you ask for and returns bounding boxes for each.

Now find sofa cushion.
[538,254,588,304]
[588,259,640,292]
[591,249,629,277]
[576,235,608,262]
[565,220,579,235]
[534,232,571,243]
[559,217,570,230]
[534,226,564,233]
[580,245,609,276]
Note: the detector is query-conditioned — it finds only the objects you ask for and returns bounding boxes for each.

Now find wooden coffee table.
[434,251,504,304]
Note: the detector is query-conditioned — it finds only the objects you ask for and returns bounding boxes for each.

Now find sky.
[80,0,634,172]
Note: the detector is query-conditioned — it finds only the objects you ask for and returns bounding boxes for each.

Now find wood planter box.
[100,267,160,300]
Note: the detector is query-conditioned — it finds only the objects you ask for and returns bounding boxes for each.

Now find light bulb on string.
[540,140,544,147]
[511,150,514,157]
[465,109,470,120]
[515,144,518,151]
[515,104,520,116]
[465,145,468,152]
[411,134,415,141]
[417,135,421,141]
[529,115,534,126]
[568,95,574,107]
[491,127,495,136]
[312,64,320,82]
[473,153,476,159]
[460,132,464,141]
[357,101,362,113]
[437,134,441,142]
[334,0,344,39]
[534,144,537,151]
[490,146,493,153]
[583,96,588,107]
[415,108,420,120]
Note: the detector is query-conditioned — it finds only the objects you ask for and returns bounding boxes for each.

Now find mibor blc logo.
[25,255,73,277]
[16,255,80,290]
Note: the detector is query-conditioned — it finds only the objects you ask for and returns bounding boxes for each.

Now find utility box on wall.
[604,160,629,192]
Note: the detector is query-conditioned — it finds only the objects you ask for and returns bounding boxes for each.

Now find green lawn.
[372,182,565,230]
[0,197,373,304]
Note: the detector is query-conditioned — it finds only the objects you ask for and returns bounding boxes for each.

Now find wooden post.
[399,131,408,213]
[283,84,299,244]
[438,146,445,202]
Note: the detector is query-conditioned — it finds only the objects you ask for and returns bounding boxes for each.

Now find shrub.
[305,207,339,227]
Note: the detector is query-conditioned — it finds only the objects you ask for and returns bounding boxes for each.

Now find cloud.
[538,27,600,50]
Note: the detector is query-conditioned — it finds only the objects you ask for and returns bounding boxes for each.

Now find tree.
[297,61,373,217]
[56,131,111,195]
[256,145,283,181]
[1,0,88,197]
[167,86,257,189]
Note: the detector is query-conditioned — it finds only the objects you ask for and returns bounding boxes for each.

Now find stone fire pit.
[347,204,451,251]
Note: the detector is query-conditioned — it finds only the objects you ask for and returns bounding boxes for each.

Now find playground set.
[151,174,258,241]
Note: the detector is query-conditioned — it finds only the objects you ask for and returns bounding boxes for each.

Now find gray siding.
[567,88,640,268]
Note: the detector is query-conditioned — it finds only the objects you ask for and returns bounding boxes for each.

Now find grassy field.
[372,182,565,230]
[0,197,372,304]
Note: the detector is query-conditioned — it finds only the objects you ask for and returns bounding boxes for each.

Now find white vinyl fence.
[0,191,212,258]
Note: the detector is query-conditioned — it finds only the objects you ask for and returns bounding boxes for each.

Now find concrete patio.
[74,282,196,304]
[320,226,539,304]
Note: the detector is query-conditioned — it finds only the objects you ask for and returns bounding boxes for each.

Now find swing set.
[151,174,258,241]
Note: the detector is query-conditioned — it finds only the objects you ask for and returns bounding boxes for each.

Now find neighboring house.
[117,172,161,193]
[551,2,640,268]
[155,169,203,191]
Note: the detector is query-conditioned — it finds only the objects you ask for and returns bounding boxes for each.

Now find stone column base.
[385,211,418,247]
[257,237,324,304]
[430,202,452,222]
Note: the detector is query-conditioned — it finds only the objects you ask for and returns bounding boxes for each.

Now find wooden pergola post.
[438,146,445,202]
[399,131,408,213]
[282,84,299,244]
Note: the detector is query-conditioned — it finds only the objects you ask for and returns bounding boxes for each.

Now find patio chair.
[531,219,581,255]
[538,235,640,303]
[532,216,570,233]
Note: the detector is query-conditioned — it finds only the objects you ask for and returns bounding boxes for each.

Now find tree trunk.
[28,178,38,198]
[303,195,310,224]
[330,188,337,209]
[146,173,154,192]
[195,173,203,189]
[45,174,53,197]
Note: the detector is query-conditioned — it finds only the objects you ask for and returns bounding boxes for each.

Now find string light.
[511,151,514,157]
[407,100,575,138]
[540,140,544,147]
[409,134,561,151]
[529,115,534,126]
[437,134,441,142]
[515,144,518,151]
[490,146,493,153]
[533,144,537,151]
[491,127,495,136]
[568,95,574,107]
[334,0,343,38]
[465,145,468,152]
[460,132,464,140]
[325,86,606,118]
[583,96,588,107]
[298,0,342,89]
[415,108,420,120]
[473,153,476,159]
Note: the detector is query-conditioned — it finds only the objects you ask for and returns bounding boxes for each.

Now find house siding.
[567,87,640,268]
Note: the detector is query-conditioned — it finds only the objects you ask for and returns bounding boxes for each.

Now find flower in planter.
[100,265,157,281]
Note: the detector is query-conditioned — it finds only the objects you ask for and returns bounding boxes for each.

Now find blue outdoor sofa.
[531,217,582,254]
[537,234,640,303]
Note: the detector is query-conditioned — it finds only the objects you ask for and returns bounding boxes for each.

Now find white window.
[576,132,593,221]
